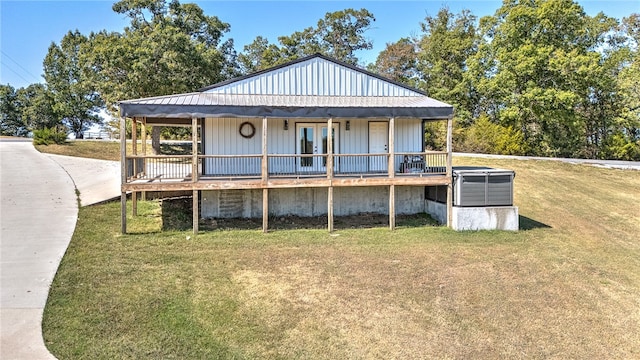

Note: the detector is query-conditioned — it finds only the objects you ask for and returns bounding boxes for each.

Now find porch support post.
[328,187,334,232]
[388,117,395,230]
[327,118,333,179]
[389,184,395,230]
[446,114,453,228]
[327,118,334,232]
[131,118,137,216]
[141,118,147,201]
[261,117,268,182]
[262,188,269,233]
[192,117,198,182]
[388,117,395,178]
[192,117,199,234]
[120,116,127,234]
[262,117,268,233]
[192,189,199,234]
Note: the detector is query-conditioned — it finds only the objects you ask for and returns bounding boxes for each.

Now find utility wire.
[0,60,33,85]
[1,50,42,83]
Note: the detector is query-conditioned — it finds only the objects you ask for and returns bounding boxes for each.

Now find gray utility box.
[453,166,515,207]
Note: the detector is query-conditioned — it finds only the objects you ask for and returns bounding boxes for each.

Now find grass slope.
[35,140,193,161]
[43,157,640,359]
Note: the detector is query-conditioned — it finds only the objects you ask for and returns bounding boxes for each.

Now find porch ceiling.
[119,93,454,120]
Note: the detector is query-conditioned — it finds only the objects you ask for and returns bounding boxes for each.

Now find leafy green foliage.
[0,84,28,136]
[1,83,59,136]
[33,127,68,145]
[18,83,59,131]
[82,0,237,152]
[44,30,103,138]
[368,38,418,85]
[417,7,479,127]
[466,0,635,158]
[456,115,528,155]
[237,8,375,73]
[85,0,236,113]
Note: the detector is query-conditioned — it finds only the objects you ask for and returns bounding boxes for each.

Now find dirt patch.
[161,196,439,231]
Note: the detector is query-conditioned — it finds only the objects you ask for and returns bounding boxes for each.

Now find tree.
[237,36,283,74]
[18,83,58,131]
[316,8,375,64]
[417,7,479,127]
[368,38,418,85]
[237,8,375,73]
[607,14,640,160]
[44,30,103,138]
[468,0,621,158]
[0,84,28,136]
[85,0,237,152]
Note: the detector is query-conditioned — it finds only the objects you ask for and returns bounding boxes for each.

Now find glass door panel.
[297,123,338,173]
[299,126,314,168]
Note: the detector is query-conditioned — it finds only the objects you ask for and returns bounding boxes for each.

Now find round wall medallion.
[239,121,255,139]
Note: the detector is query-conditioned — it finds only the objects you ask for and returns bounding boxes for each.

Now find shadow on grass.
[519,215,551,230]
[161,197,439,231]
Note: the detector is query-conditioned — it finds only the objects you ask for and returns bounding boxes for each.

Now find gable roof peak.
[199,53,428,97]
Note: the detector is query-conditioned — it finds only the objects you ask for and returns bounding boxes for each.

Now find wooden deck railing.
[125,152,448,182]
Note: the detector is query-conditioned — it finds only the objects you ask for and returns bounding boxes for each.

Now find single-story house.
[118,53,454,233]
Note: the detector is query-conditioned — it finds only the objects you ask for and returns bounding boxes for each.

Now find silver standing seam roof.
[119,53,454,120]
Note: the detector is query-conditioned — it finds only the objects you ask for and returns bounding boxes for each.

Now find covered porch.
[119,115,453,234]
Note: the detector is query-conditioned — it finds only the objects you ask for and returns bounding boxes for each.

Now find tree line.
[1,0,638,160]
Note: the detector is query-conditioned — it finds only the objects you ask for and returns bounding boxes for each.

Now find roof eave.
[119,103,453,120]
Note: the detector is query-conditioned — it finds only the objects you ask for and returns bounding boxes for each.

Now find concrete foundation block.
[201,186,426,218]
[424,200,519,231]
[452,206,519,231]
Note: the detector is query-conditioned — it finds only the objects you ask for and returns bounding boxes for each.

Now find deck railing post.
[327,117,334,232]
[262,117,269,232]
[120,116,127,234]
[388,117,395,178]
[132,118,138,216]
[141,118,147,200]
[389,117,395,230]
[192,117,198,182]
[262,117,268,182]
[446,114,454,228]
[192,117,199,235]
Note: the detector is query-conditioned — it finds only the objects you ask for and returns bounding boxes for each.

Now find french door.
[296,123,339,173]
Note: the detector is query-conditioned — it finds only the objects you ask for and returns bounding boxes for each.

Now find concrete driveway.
[44,153,120,206]
[1,139,77,359]
[1,139,119,359]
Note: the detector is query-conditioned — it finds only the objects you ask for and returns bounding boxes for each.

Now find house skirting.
[201,186,426,218]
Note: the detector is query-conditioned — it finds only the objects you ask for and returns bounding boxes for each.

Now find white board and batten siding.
[204,117,422,176]
[204,57,423,97]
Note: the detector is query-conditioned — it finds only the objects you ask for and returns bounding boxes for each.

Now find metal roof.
[120,93,453,119]
[119,54,454,120]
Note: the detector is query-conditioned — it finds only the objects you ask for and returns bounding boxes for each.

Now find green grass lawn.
[34,140,193,161]
[42,157,640,359]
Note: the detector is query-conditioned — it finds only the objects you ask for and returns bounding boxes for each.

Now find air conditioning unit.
[453,166,515,207]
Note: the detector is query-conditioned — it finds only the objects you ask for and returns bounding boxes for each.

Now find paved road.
[454,152,640,170]
[1,139,77,360]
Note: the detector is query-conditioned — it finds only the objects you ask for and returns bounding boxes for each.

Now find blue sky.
[1,0,638,90]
